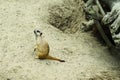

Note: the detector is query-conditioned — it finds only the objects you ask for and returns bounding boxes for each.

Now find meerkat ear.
[40,33,43,36]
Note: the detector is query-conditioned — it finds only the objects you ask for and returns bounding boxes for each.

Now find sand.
[0,0,120,80]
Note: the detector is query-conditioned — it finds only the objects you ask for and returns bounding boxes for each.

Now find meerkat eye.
[36,30,40,33]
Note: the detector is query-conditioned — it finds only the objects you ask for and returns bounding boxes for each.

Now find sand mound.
[48,0,85,33]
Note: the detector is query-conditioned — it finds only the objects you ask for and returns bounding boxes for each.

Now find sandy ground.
[0,0,120,80]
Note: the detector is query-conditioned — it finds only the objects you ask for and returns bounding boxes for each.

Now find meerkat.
[33,29,65,62]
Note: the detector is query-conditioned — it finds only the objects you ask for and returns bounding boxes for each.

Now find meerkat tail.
[46,55,65,62]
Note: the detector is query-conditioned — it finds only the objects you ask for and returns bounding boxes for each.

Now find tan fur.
[34,29,65,62]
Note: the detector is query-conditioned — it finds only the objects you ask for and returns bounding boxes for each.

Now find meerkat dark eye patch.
[37,30,40,33]
[34,29,38,34]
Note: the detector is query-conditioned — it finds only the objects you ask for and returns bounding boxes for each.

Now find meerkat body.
[34,29,65,62]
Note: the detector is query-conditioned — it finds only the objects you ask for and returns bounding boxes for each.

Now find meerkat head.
[34,29,43,37]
